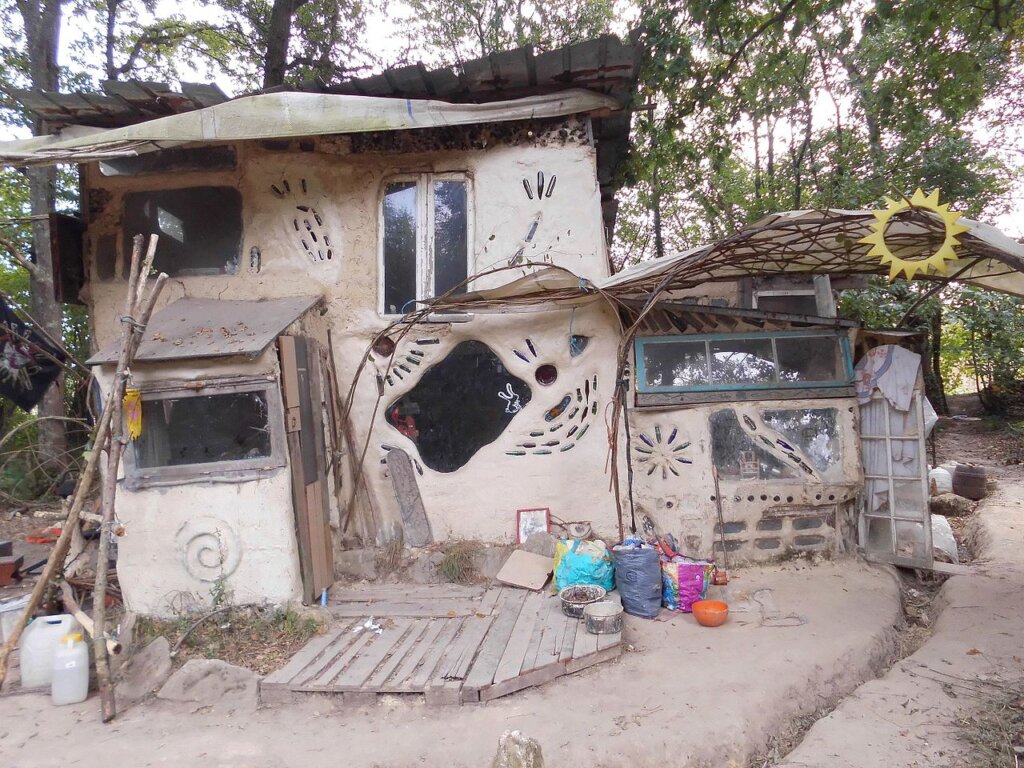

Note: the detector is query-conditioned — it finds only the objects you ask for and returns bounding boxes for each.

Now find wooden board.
[266,585,622,706]
[495,550,552,591]
[386,448,432,547]
[329,599,480,618]
[332,585,486,602]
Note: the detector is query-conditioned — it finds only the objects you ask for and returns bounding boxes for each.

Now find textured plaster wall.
[92,351,304,615]
[81,128,624,567]
[627,397,862,561]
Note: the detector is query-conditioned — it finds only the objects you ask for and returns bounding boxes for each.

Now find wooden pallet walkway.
[261,585,622,706]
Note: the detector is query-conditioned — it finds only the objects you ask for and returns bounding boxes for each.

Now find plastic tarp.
[0,89,620,166]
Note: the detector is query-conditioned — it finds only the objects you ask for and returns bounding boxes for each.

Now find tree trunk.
[263,0,297,88]
[17,0,67,465]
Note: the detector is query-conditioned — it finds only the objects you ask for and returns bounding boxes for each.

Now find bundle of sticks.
[0,234,166,723]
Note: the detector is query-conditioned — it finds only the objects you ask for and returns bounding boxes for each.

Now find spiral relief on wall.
[175,517,242,582]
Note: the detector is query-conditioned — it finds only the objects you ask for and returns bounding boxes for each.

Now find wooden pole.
[92,234,165,722]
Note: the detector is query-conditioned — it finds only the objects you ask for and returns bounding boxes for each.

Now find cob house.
[3,36,1024,617]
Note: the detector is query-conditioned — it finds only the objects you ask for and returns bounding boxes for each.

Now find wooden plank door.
[279,335,335,603]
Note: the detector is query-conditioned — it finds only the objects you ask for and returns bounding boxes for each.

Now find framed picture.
[516,508,551,544]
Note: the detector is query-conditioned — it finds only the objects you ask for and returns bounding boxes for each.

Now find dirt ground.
[0,558,902,768]
[0,404,1019,767]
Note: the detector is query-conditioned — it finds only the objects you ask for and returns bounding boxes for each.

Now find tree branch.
[0,231,38,277]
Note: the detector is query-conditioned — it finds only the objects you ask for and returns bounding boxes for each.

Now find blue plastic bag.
[553,538,615,593]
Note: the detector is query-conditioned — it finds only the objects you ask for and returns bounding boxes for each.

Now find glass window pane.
[865,479,891,514]
[122,187,242,276]
[383,181,418,314]
[893,479,926,514]
[709,338,776,385]
[432,181,468,297]
[641,340,708,389]
[775,336,842,382]
[709,408,796,481]
[865,515,894,555]
[895,521,928,561]
[756,294,817,315]
[135,391,271,468]
[889,404,918,436]
[861,438,889,476]
[890,439,921,477]
[761,408,840,473]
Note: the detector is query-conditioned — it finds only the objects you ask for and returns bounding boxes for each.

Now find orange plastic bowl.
[692,600,729,627]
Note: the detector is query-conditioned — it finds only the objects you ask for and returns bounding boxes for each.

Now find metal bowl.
[559,584,607,618]
[584,601,623,634]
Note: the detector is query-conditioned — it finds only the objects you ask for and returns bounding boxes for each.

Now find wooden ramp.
[261,585,622,706]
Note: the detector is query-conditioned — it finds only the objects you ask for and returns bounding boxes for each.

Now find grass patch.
[136,605,325,676]
[958,687,1024,767]
[439,540,478,584]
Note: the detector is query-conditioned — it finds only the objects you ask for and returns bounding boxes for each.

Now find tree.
[402,0,615,65]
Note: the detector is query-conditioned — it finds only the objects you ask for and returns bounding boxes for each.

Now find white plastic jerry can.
[51,632,89,705]
[19,613,79,688]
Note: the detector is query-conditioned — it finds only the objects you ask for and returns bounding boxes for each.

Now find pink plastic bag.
[661,558,712,612]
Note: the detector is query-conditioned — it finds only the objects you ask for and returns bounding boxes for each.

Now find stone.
[930,514,959,564]
[334,548,379,581]
[929,493,973,518]
[521,532,557,558]
[117,636,172,702]
[406,551,444,584]
[474,545,513,579]
[158,659,260,712]
[491,730,544,768]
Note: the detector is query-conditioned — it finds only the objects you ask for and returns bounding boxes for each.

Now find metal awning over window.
[87,295,321,364]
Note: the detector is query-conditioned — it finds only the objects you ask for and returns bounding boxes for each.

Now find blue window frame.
[635,330,854,394]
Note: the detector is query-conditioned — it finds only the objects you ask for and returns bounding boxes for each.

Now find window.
[125,379,285,487]
[122,186,242,277]
[635,330,853,400]
[385,340,531,472]
[381,175,470,314]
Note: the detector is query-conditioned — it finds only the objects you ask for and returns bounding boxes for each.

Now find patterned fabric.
[0,297,66,411]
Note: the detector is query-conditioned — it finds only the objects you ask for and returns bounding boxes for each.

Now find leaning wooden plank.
[364,619,430,690]
[409,618,465,690]
[333,618,414,691]
[493,592,546,684]
[565,643,622,675]
[329,599,479,618]
[462,589,528,694]
[478,661,565,703]
[263,622,351,686]
[386,448,433,546]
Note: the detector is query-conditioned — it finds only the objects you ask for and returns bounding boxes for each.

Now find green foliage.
[402,0,615,65]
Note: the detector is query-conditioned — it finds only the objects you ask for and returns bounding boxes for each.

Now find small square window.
[381,175,470,314]
[125,381,285,487]
[122,186,242,277]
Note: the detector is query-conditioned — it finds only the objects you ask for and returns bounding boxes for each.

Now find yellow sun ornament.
[860,188,971,281]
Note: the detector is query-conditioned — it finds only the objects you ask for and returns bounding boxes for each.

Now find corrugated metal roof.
[87,295,321,364]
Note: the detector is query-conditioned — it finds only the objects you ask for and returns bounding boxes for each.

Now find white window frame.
[378,173,474,316]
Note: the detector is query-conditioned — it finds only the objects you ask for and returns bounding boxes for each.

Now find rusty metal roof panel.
[87,295,322,364]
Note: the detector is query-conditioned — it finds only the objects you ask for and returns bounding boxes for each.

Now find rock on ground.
[928,492,973,517]
[158,659,259,712]
[492,730,544,768]
[117,636,172,703]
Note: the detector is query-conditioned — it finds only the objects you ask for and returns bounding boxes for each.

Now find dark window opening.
[134,390,271,468]
[386,341,531,472]
[122,186,242,276]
